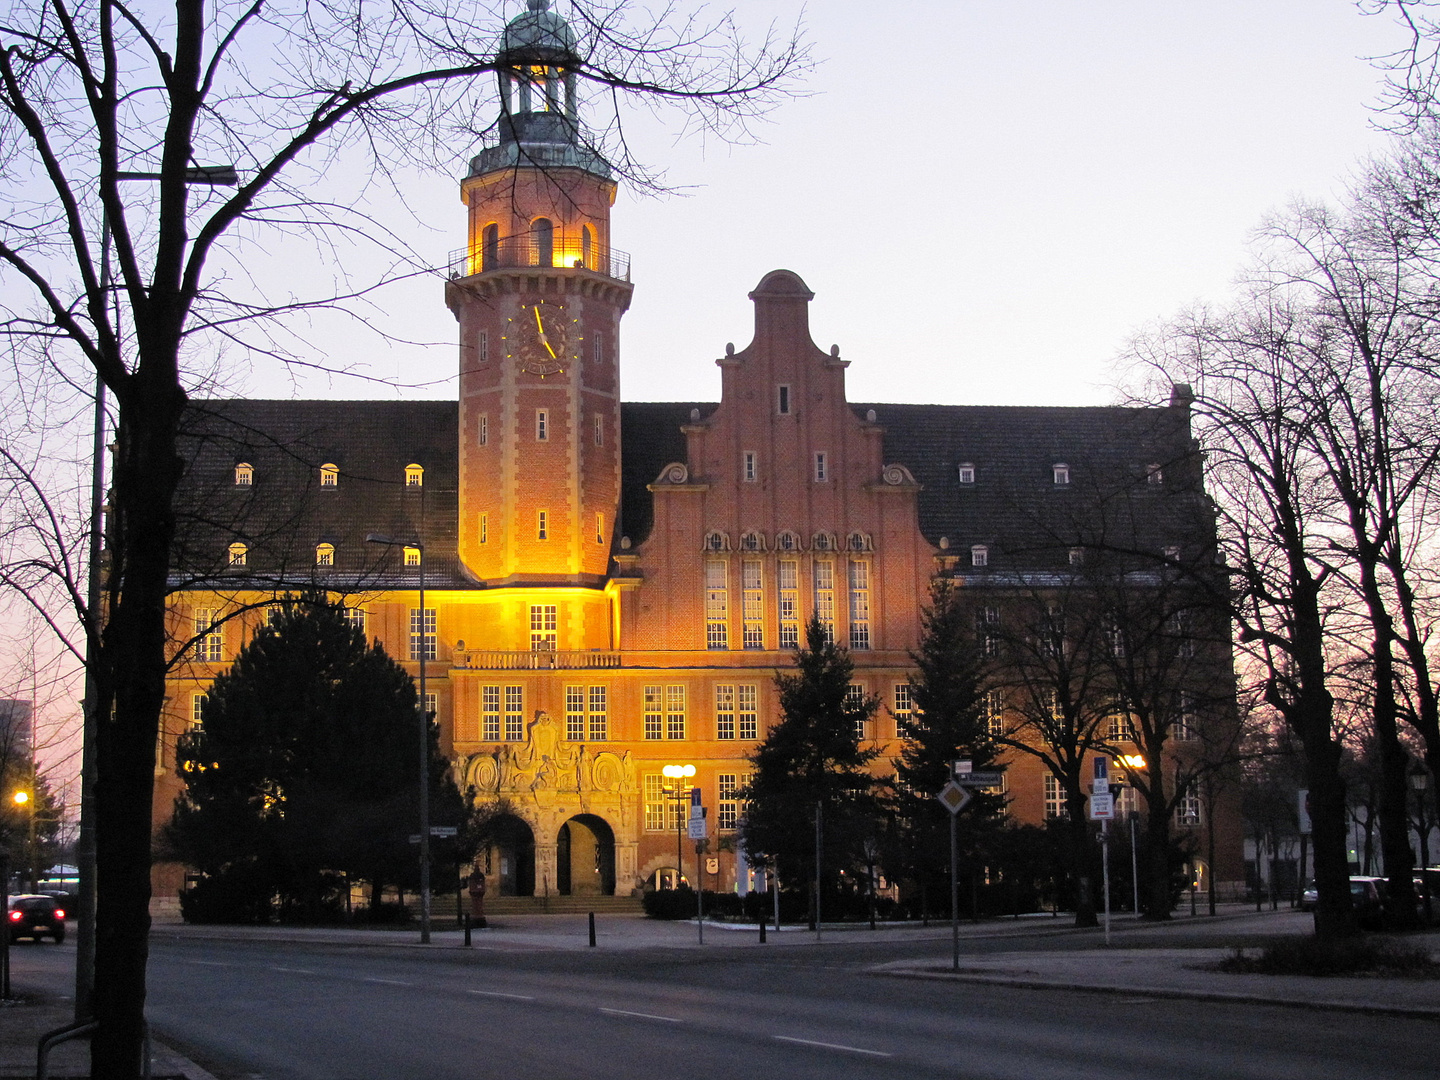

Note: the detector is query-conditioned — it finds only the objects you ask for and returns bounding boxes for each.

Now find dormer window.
[1053,463,1070,486]
[320,463,338,488]
[404,546,421,567]
[1069,547,1085,566]
[405,463,424,487]
[315,543,335,566]
[958,463,975,485]
[1146,463,1164,485]
[1164,545,1181,562]
[777,531,799,552]
[971,545,989,568]
[234,462,253,486]
[848,532,872,552]
[228,542,248,567]
[813,532,835,551]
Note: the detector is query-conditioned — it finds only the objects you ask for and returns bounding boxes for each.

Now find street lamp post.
[12,791,33,892]
[1411,762,1432,925]
[1119,754,1147,918]
[661,764,695,888]
[366,532,431,944]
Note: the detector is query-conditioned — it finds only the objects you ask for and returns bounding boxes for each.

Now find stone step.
[432,894,643,917]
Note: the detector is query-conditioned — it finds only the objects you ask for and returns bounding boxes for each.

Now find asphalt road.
[10,924,1436,1080]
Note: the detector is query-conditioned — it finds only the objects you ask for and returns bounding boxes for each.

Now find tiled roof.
[175,397,1206,590]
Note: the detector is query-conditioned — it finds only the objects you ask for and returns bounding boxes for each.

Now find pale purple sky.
[245,0,1406,407]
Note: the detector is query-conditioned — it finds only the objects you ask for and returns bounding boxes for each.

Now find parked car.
[6,893,66,943]
[1296,876,1385,926]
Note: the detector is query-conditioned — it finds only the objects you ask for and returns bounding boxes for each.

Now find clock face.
[506,299,579,377]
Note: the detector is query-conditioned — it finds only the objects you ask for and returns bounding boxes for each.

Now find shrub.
[1218,935,1440,977]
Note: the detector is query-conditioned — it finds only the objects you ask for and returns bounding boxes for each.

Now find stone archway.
[557,814,616,896]
[483,814,536,897]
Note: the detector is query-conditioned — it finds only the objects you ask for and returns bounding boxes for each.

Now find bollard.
[759,904,767,944]
[464,914,472,948]
[588,911,596,947]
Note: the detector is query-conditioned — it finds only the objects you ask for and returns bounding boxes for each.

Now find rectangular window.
[718,773,741,831]
[588,686,608,741]
[193,608,223,662]
[985,689,1004,737]
[593,330,605,366]
[741,559,764,649]
[1174,692,1197,741]
[504,686,524,741]
[482,685,501,741]
[480,513,488,544]
[594,413,604,447]
[566,685,586,742]
[1044,773,1068,820]
[743,451,757,482]
[1116,782,1139,818]
[479,329,489,364]
[738,684,758,740]
[404,546,421,567]
[425,692,437,722]
[958,463,975,484]
[537,409,549,441]
[848,559,871,650]
[705,559,728,650]
[1053,463,1070,486]
[715,684,735,740]
[644,774,680,832]
[814,452,827,482]
[778,559,800,649]
[977,605,1000,658]
[191,693,206,729]
[1107,714,1131,742]
[778,384,791,415]
[479,414,488,446]
[847,682,867,739]
[893,683,913,720]
[410,607,437,661]
[971,545,988,568]
[530,604,557,651]
[644,684,663,740]
[596,512,605,545]
[666,684,686,740]
[813,559,835,642]
[1175,791,1202,826]
[537,510,548,541]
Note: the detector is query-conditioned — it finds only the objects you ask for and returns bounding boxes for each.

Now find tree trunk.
[1065,795,1097,927]
[92,376,188,1078]
[1143,789,1173,920]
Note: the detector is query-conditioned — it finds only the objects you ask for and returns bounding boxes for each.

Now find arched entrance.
[483,814,536,897]
[556,814,616,896]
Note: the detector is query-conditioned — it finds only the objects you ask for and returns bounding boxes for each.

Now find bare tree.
[0,2,807,1074]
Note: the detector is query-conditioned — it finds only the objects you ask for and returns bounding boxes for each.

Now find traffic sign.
[431,826,458,837]
[936,781,972,815]
[687,815,708,840]
[1089,792,1114,820]
[955,771,1004,788]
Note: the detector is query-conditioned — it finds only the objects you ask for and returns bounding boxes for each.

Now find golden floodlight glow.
[12,790,29,805]
[662,764,696,779]
[1120,754,1147,770]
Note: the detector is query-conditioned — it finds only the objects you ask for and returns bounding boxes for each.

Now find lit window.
[666,684,686,739]
[738,684,758,740]
[481,223,499,271]
[425,692,437,722]
[594,414,603,447]
[228,542,248,567]
[482,686,501,740]
[643,684,686,740]
[1174,791,1202,826]
[480,513,488,544]
[957,463,975,485]
[479,415,488,446]
[813,559,835,642]
[537,410,548,441]
[566,686,586,741]
[716,684,735,740]
[743,451,757,482]
[589,686,608,741]
[315,542,334,567]
[742,559,764,649]
[705,559,728,650]
[718,773,742,831]
[848,559,870,650]
[644,774,681,831]
[892,683,913,719]
[410,607,436,661]
[596,512,605,545]
[777,559,799,649]
[814,452,828,482]
[234,462,253,486]
[484,686,525,741]
[405,463,424,487]
[530,604,558,651]
[1107,714,1131,741]
[538,510,548,540]
[191,693,206,729]
[846,683,868,739]
[644,685,663,741]
[193,608,223,662]
[505,686,524,740]
[320,463,338,488]
[1053,463,1070,486]
[977,605,1000,657]
[777,385,791,415]
[970,545,988,568]
[1174,692,1198,741]
[1044,773,1068,820]
[403,546,421,567]
[344,607,367,636]
[985,689,1004,736]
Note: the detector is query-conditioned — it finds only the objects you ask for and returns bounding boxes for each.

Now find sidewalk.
[0,995,217,1080]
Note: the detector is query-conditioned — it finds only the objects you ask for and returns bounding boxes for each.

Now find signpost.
[936,780,970,971]
[1090,758,1113,946]
[687,788,706,943]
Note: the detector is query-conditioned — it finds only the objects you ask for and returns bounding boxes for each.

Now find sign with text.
[1089,792,1114,820]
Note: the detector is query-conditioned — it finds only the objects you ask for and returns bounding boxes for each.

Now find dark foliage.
[1218,935,1440,977]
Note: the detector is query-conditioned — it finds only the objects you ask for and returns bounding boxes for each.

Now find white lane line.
[269,967,316,975]
[185,960,233,967]
[363,977,413,986]
[599,1007,684,1023]
[772,1036,892,1057]
[466,990,536,1001]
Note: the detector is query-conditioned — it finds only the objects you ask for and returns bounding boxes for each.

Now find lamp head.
[12,790,29,806]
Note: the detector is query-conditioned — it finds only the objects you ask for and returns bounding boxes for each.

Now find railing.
[448,237,631,283]
[453,648,623,670]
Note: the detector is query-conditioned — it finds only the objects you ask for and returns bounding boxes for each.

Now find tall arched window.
[533,217,553,267]
[582,224,594,270]
[481,223,499,271]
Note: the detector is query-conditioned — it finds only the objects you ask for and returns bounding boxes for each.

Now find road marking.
[772,1036,892,1057]
[363,977,413,986]
[467,990,536,1001]
[186,960,233,967]
[269,966,316,975]
[599,1007,683,1023]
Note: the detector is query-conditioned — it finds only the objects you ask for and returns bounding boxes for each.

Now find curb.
[875,967,1440,1020]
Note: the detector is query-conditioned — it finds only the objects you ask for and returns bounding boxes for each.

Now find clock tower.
[446,0,632,610]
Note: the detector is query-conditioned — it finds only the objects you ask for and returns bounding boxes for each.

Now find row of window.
[704,556,871,651]
[1042,772,1202,825]
[704,530,871,553]
[476,411,607,447]
[223,542,420,569]
[477,511,606,546]
[956,463,1165,488]
[643,772,744,832]
[234,463,425,488]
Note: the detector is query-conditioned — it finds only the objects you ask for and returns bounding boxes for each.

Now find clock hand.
[533,305,557,358]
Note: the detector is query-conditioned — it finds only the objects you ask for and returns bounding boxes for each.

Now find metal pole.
[2,851,10,998]
[950,810,959,971]
[1129,811,1139,918]
[696,840,704,945]
[1102,818,1111,946]
[418,541,431,944]
[772,866,780,932]
[814,801,822,942]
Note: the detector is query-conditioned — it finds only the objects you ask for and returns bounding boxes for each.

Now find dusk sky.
[244,0,1408,409]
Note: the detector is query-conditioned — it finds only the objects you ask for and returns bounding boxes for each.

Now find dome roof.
[500,0,577,61]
